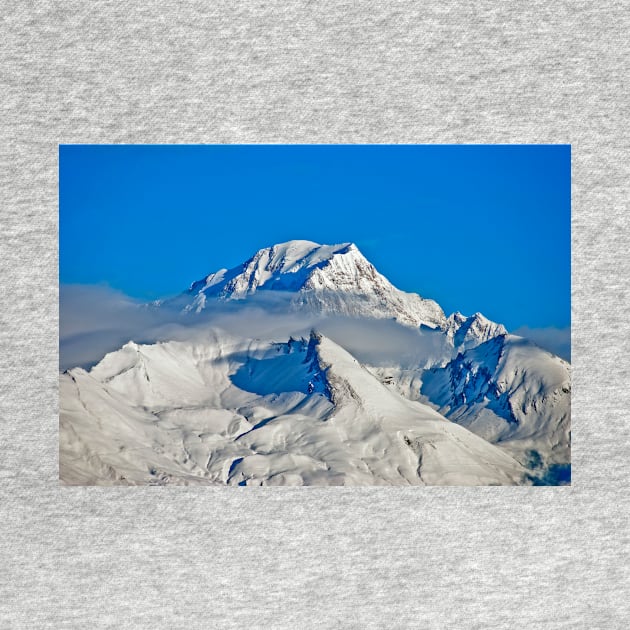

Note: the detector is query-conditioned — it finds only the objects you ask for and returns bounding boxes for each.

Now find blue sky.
[60,144,570,331]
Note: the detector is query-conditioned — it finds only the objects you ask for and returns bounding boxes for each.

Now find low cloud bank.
[512,325,571,361]
[60,284,449,371]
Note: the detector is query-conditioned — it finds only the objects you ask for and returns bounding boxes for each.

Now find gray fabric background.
[1,1,628,627]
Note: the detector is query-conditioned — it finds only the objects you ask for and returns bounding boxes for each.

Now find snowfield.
[60,240,570,486]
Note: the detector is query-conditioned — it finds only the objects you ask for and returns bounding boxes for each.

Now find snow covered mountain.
[420,335,570,474]
[444,311,508,351]
[60,239,570,485]
[60,332,526,486]
[179,240,446,329]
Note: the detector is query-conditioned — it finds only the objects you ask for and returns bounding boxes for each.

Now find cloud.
[59,284,178,370]
[60,284,452,371]
[316,317,450,368]
[512,325,571,361]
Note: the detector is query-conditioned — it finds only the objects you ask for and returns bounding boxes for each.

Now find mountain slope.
[420,334,571,474]
[60,331,527,486]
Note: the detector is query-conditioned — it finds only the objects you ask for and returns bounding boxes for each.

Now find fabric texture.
[1,1,629,627]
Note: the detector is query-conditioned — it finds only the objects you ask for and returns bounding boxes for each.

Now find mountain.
[419,335,570,474]
[60,239,570,485]
[60,332,526,486]
[444,311,508,351]
[178,240,446,329]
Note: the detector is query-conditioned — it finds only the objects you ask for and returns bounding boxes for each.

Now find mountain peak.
[182,240,447,328]
[446,311,508,349]
[188,240,357,297]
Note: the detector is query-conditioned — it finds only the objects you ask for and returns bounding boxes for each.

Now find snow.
[60,239,570,486]
[445,311,508,350]
[181,240,447,328]
[419,334,571,470]
[60,331,526,486]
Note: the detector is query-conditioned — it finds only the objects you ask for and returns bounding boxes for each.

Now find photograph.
[6,3,628,626]
[59,144,571,486]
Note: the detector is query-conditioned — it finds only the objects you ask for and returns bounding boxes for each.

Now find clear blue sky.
[60,144,570,331]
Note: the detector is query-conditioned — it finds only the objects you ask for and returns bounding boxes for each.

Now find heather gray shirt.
[1,2,628,627]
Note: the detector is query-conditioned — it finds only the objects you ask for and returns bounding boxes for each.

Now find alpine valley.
[60,240,571,486]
